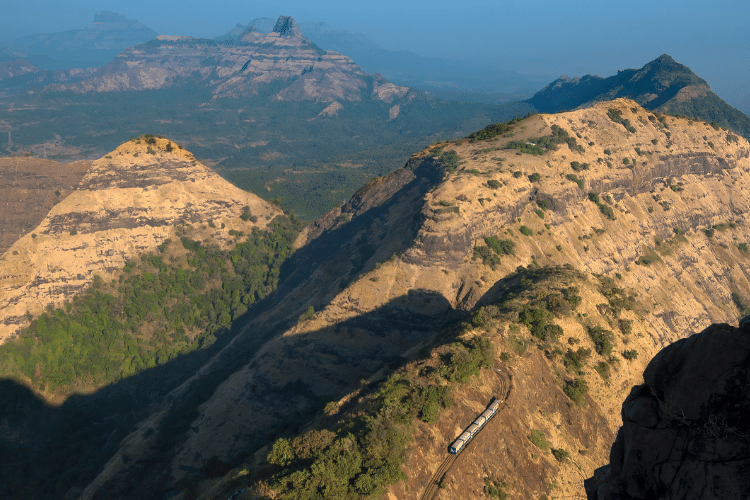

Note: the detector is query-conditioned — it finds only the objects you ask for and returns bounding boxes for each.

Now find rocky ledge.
[588,318,750,499]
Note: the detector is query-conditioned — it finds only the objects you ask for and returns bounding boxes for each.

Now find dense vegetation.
[0,214,303,393]
[503,125,583,155]
[466,114,529,142]
[265,336,493,499]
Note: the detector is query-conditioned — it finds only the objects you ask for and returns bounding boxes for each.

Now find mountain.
[0,16,532,220]
[217,18,552,104]
[527,54,750,139]
[588,319,750,499]
[0,136,282,343]
[7,11,157,67]
[3,99,748,498]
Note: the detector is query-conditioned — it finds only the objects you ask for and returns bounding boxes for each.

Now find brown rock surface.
[590,320,750,499]
[0,156,91,255]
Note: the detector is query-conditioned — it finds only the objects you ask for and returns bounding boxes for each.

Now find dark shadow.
[0,154,451,499]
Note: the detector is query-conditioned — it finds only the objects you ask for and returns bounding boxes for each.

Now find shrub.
[551,448,570,463]
[443,337,494,384]
[487,179,502,189]
[528,172,541,182]
[622,349,638,360]
[739,243,749,253]
[484,477,508,499]
[594,361,610,380]
[440,150,459,171]
[566,174,584,190]
[513,171,523,178]
[519,305,563,341]
[570,161,589,172]
[528,429,549,450]
[298,306,314,322]
[587,326,614,355]
[563,377,589,406]
[618,319,633,335]
[474,246,501,269]
[484,236,515,255]
[520,226,533,236]
[563,347,591,375]
[603,148,612,155]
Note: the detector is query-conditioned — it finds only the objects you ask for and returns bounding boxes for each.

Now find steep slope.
[528,55,750,139]
[0,136,281,342]
[588,320,750,499]
[70,99,750,499]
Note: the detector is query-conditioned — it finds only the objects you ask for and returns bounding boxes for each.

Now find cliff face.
[74,99,750,499]
[0,137,281,341]
[590,320,750,499]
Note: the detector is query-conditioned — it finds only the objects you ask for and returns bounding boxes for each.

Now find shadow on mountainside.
[0,154,449,499]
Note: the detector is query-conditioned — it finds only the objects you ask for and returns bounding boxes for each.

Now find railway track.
[419,368,510,500]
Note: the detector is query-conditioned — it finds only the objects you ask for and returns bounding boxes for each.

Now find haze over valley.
[1,3,750,500]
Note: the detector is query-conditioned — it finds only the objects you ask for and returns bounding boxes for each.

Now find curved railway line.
[419,368,511,500]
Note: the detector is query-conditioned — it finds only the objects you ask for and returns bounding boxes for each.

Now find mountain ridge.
[527,54,750,139]
[51,99,750,499]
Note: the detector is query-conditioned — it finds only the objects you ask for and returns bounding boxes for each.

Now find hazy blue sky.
[2,0,749,109]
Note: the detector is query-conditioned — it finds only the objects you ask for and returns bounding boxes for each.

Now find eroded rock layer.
[0,137,281,341]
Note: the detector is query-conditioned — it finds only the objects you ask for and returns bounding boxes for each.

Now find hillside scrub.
[266,336,492,499]
[0,215,302,393]
[474,236,516,269]
[503,125,583,155]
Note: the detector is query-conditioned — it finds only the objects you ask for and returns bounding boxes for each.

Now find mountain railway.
[419,368,510,500]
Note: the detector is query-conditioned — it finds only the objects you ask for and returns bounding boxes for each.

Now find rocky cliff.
[43,15,411,106]
[0,137,281,342]
[588,319,750,499]
[67,99,750,499]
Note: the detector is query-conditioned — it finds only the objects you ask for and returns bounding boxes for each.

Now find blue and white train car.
[448,397,501,454]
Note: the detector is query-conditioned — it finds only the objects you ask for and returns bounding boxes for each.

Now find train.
[448,397,501,454]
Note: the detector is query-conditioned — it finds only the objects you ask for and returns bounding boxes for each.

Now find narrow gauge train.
[449,397,501,454]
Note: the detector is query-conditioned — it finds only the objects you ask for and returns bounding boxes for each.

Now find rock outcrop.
[42,15,410,104]
[589,319,750,499]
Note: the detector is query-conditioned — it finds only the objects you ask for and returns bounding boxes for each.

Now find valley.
[2,97,749,499]
[0,11,749,500]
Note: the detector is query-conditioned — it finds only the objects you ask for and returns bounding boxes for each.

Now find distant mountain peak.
[527,54,750,138]
[272,16,302,37]
[92,11,128,23]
